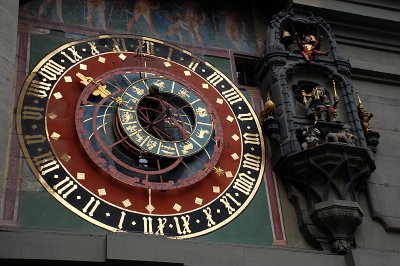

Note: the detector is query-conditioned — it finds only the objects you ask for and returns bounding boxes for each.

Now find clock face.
[17,35,265,238]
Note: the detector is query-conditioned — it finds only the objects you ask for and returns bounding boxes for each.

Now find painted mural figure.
[86,0,106,29]
[38,0,64,23]
[295,33,328,61]
[302,86,339,122]
[127,0,160,38]
[224,10,248,50]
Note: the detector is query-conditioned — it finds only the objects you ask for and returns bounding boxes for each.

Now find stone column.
[0,0,19,222]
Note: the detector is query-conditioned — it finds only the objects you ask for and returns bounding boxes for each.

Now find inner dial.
[118,77,214,158]
[76,70,221,190]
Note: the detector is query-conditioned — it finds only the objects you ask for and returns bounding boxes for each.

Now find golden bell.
[281,30,294,46]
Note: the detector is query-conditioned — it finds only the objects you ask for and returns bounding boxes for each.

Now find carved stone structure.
[256,9,378,254]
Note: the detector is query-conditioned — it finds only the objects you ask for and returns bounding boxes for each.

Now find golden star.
[213,166,225,176]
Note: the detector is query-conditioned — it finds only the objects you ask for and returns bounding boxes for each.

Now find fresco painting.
[20,0,259,53]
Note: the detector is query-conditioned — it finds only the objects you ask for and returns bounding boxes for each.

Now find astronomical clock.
[17,35,265,238]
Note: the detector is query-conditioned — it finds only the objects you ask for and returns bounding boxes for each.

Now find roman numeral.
[32,151,60,176]
[220,193,241,215]
[233,173,256,195]
[173,215,191,235]
[38,60,65,81]
[243,132,260,145]
[118,211,126,229]
[206,72,223,86]
[61,46,82,63]
[112,38,127,52]
[22,106,44,120]
[242,153,261,171]
[202,207,216,227]
[24,134,46,145]
[53,176,78,199]
[138,40,154,54]
[222,88,243,105]
[88,42,100,55]
[143,217,167,235]
[237,113,253,121]
[27,80,52,99]
[82,197,100,217]
[167,47,173,60]
[188,58,200,71]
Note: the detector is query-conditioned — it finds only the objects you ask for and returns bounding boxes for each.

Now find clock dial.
[17,35,265,238]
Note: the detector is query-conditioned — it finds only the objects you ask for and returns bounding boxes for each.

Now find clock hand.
[76,72,123,105]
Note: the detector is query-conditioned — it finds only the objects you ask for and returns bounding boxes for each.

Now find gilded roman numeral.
[24,134,46,145]
[243,132,260,145]
[38,60,65,81]
[220,193,241,215]
[242,153,261,171]
[222,88,243,105]
[206,72,223,86]
[138,40,154,54]
[237,113,253,121]
[173,215,191,235]
[143,217,167,235]
[118,211,126,229]
[53,176,78,199]
[188,58,200,71]
[82,196,100,217]
[27,80,52,99]
[233,173,256,195]
[22,106,44,120]
[88,42,100,55]
[202,207,216,227]
[112,38,127,52]
[61,46,82,63]
[32,151,60,176]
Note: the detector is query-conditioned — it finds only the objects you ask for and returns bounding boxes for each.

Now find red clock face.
[17,35,265,238]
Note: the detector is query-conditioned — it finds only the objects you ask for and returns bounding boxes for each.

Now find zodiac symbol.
[161,145,175,151]
[161,150,175,155]
[196,128,210,139]
[146,139,158,150]
[181,142,193,155]
[131,85,145,96]
[126,125,137,133]
[135,132,144,142]
[195,107,208,118]
[178,88,190,98]
[153,80,165,90]
[121,112,134,123]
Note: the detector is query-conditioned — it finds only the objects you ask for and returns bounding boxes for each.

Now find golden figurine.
[260,93,276,120]
[356,91,373,133]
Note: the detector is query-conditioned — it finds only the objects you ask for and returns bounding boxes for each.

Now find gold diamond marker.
[98,56,106,63]
[231,153,239,160]
[173,203,181,212]
[48,112,58,119]
[64,76,72,83]
[216,98,223,104]
[122,199,132,207]
[232,134,239,141]
[225,171,233,178]
[146,204,155,214]
[77,173,85,180]
[226,115,234,122]
[195,197,203,205]
[98,188,107,196]
[184,70,191,76]
[213,186,220,193]
[119,53,126,60]
[164,62,171,67]
[61,153,71,162]
[80,64,87,70]
[50,132,61,140]
[202,83,209,89]
[53,92,63,99]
